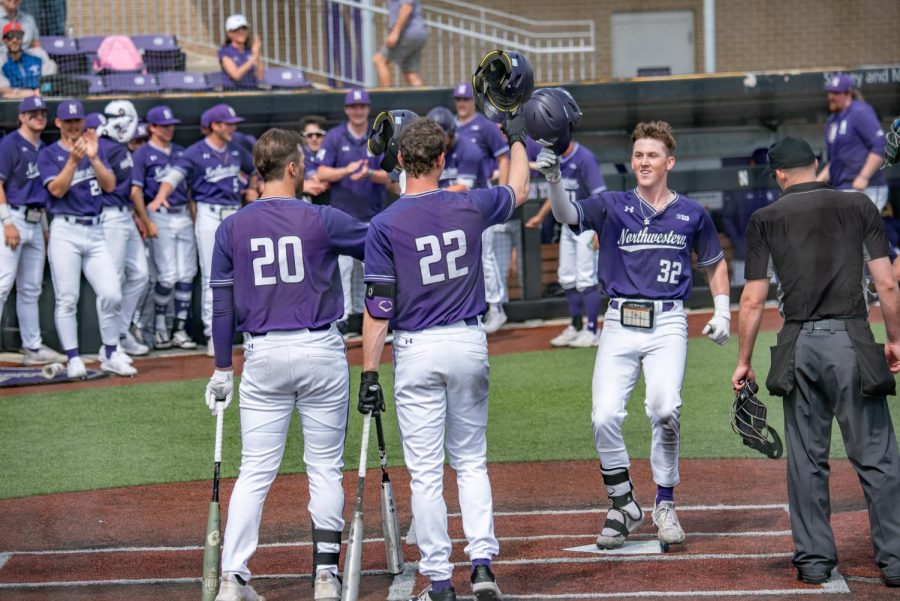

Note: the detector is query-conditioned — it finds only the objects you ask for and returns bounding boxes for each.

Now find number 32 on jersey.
[657,259,682,284]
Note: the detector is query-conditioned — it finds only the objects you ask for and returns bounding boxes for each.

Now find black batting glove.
[501,111,527,147]
[358,370,385,415]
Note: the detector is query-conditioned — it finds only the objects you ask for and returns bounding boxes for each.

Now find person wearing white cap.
[219,14,263,90]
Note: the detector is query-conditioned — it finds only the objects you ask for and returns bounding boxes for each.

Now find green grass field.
[2,327,899,500]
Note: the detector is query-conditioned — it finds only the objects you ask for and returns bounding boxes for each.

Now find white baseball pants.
[338,255,365,319]
[0,210,46,350]
[392,320,498,581]
[591,302,687,487]
[100,207,149,337]
[557,226,598,291]
[48,218,122,351]
[149,209,197,288]
[482,225,504,305]
[220,328,349,582]
[195,204,231,337]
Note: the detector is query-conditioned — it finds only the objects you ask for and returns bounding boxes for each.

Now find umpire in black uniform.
[731,136,900,587]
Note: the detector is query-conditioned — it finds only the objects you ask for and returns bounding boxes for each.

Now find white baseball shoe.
[216,574,266,601]
[314,569,341,601]
[653,501,685,545]
[206,338,216,357]
[154,329,172,350]
[120,331,150,356]
[66,356,87,380]
[550,325,579,347]
[568,328,599,348]
[99,345,134,365]
[100,349,137,377]
[23,345,67,366]
[482,306,507,334]
[172,329,198,349]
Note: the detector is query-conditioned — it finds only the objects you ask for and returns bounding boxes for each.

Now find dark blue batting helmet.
[523,87,582,155]
[368,109,419,173]
[472,49,534,123]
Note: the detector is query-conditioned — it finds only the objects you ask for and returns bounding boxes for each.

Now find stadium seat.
[158,71,209,92]
[73,74,108,95]
[104,72,161,94]
[42,36,87,75]
[78,35,106,54]
[133,34,184,73]
[263,67,311,89]
[131,34,178,51]
[205,71,229,91]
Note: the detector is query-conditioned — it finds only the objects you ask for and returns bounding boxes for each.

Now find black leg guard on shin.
[312,525,342,582]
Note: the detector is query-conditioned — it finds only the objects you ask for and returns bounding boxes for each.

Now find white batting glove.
[536,147,561,183]
[205,369,234,415]
[702,294,731,346]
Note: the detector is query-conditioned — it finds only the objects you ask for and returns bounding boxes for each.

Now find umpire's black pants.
[784,320,900,579]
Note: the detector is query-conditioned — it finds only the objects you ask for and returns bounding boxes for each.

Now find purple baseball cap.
[344,88,370,106]
[201,103,244,128]
[57,99,85,120]
[147,105,180,126]
[18,95,46,113]
[453,82,473,99]
[85,112,106,130]
[133,122,150,140]
[824,73,853,93]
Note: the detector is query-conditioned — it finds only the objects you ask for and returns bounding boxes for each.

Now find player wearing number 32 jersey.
[545,121,730,552]
[207,128,367,601]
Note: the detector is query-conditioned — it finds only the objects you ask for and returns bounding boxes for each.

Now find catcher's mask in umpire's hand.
[368,109,419,173]
[472,49,534,124]
[732,380,784,459]
[523,87,583,155]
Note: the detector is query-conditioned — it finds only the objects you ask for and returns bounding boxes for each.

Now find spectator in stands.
[219,14,263,90]
[299,115,330,204]
[372,0,428,87]
[0,0,54,74]
[2,22,39,91]
[817,73,888,210]
[720,148,776,285]
[20,0,63,37]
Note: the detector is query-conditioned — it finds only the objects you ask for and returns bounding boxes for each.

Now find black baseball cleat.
[796,568,831,585]
[884,574,900,587]
[471,565,502,601]
[410,587,456,601]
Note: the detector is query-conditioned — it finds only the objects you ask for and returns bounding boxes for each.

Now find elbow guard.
[365,282,396,319]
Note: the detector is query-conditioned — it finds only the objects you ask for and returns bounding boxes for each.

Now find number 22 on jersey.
[416,229,469,285]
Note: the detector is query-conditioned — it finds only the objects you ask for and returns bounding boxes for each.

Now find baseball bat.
[374,412,403,575]
[341,411,372,601]
[201,400,225,601]
[41,362,65,379]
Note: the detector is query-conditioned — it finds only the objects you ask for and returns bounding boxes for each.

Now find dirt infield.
[1,306,895,599]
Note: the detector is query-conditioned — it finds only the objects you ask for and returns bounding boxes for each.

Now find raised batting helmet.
[731,380,783,459]
[368,109,419,173]
[472,49,534,123]
[99,99,139,144]
[425,106,456,138]
[885,117,900,168]
[523,87,582,155]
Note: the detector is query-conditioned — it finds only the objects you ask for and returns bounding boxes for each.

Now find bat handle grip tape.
[214,399,225,464]
[358,412,372,478]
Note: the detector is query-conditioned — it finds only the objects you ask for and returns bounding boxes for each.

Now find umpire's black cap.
[766,136,816,176]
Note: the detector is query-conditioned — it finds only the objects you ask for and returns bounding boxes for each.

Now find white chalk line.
[464,503,790,518]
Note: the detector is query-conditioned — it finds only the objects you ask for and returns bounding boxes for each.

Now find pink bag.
[93,35,145,73]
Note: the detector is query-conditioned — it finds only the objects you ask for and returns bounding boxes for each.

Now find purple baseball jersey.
[439,136,481,189]
[131,141,189,206]
[456,112,509,187]
[559,143,606,201]
[218,45,257,89]
[172,139,253,206]
[319,123,385,221]
[0,130,45,206]
[574,189,723,300]
[38,141,111,216]
[825,99,886,189]
[364,185,515,331]
[210,197,367,333]
[98,137,133,208]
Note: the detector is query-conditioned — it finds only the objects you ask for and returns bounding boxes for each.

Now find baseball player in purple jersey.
[527,140,606,348]
[39,99,136,378]
[206,129,367,601]
[544,121,731,550]
[0,96,66,366]
[131,105,198,351]
[314,89,389,334]
[454,82,511,333]
[817,73,888,209]
[426,106,482,191]
[87,102,151,358]
[153,103,258,357]
[359,114,530,601]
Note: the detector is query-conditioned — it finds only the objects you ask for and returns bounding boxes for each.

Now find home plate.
[565,540,662,555]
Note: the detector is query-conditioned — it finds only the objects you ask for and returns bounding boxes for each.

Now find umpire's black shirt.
[744,181,889,322]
